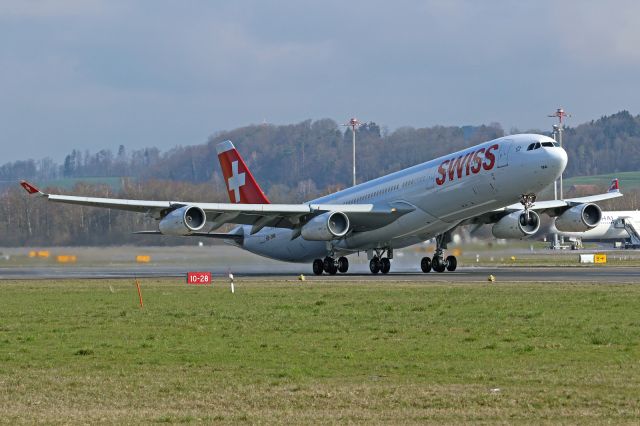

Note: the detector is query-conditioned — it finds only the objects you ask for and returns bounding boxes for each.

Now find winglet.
[20,180,44,195]
[608,178,620,193]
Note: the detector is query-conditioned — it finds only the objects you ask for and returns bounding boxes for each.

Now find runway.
[2,264,639,283]
[2,245,639,282]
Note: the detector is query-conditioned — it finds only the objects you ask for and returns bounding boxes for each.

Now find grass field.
[1,278,640,424]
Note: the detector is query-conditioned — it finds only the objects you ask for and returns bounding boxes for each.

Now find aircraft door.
[426,172,434,190]
[497,142,512,168]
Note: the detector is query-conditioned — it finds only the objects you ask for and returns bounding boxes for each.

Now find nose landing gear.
[520,193,537,223]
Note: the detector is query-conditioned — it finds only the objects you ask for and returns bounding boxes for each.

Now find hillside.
[4,112,640,201]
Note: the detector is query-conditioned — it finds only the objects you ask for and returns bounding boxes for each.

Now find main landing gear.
[312,256,349,275]
[369,248,393,274]
[311,248,394,275]
[420,233,457,273]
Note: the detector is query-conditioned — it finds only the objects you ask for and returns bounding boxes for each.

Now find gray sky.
[2,0,640,162]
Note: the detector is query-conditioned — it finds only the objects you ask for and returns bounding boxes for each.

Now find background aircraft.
[550,202,640,249]
[21,134,620,274]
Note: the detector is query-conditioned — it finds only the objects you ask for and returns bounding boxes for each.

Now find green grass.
[1,278,639,424]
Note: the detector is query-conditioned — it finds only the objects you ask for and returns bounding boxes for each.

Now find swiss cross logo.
[227,160,246,203]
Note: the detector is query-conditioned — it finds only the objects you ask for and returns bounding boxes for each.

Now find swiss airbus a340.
[21,134,620,275]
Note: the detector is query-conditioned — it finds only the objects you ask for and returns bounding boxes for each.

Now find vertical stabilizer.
[216,140,270,204]
[608,178,620,193]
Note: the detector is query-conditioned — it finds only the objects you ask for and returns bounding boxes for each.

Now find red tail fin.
[216,140,270,204]
[608,178,620,192]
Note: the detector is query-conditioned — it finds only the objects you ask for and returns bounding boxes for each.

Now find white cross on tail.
[227,160,246,203]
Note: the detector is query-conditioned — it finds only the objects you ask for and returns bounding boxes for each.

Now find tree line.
[4,111,640,194]
[0,179,228,247]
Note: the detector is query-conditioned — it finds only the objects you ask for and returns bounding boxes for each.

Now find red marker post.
[135,279,144,309]
[187,272,212,286]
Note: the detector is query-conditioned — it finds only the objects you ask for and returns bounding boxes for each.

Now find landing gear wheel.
[369,257,381,274]
[312,258,324,275]
[323,257,338,275]
[432,257,446,273]
[446,255,457,272]
[323,257,332,272]
[380,257,391,274]
[337,256,349,273]
[420,257,432,273]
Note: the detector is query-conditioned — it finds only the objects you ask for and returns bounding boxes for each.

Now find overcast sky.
[2,0,640,162]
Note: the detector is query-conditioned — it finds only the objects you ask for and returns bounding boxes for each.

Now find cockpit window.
[527,141,557,151]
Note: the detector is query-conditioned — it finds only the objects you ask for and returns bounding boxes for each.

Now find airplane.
[551,211,640,249]
[544,180,640,248]
[20,134,622,275]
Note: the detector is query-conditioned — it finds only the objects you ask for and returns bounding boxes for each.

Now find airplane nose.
[548,146,568,178]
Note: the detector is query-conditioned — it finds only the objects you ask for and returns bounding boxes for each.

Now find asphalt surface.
[2,245,639,282]
[1,264,639,283]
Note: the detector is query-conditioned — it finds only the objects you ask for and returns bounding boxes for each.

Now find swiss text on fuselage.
[435,144,499,186]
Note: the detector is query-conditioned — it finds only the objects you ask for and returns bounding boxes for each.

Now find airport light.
[548,108,571,200]
[548,108,571,249]
[342,118,363,187]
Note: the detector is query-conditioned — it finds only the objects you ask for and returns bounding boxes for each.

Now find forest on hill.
[2,111,640,246]
[4,111,640,197]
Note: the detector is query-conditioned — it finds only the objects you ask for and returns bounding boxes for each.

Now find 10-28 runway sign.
[187,272,212,285]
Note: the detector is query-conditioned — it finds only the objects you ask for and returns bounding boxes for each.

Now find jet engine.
[158,206,207,236]
[492,210,541,239]
[301,211,350,241]
[554,203,602,232]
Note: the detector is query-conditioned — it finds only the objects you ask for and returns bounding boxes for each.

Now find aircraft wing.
[462,190,623,226]
[501,190,623,217]
[19,181,413,234]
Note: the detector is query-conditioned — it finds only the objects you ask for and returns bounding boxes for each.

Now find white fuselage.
[237,134,567,262]
[553,211,640,241]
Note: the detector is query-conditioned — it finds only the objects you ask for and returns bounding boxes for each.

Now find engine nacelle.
[492,210,541,239]
[301,211,350,241]
[554,203,602,232]
[158,206,206,236]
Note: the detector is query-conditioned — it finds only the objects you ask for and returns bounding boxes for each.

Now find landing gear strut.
[312,256,349,275]
[369,248,392,274]
[520,193,537,224]
[420,232,458,273]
